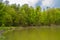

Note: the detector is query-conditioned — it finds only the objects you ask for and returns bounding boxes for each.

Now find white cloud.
[41,0,54,8]
[8,0,39,7]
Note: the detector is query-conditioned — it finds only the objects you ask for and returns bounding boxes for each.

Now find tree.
[4,0,9,5]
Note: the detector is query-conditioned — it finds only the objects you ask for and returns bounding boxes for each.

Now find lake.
[3,27,60,40]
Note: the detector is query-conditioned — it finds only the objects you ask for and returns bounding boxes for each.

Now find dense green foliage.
[0,3,60,27]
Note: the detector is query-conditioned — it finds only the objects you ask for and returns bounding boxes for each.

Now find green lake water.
[4,27,60,40]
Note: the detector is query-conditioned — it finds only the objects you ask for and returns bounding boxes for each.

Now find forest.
[0,2,60,27]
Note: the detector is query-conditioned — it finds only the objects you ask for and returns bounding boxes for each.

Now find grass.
[0,26,60,40]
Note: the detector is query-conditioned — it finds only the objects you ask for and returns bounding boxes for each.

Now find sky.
[3,0,60,8]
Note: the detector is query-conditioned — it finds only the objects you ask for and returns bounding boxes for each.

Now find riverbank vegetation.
[0,3,60,27]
